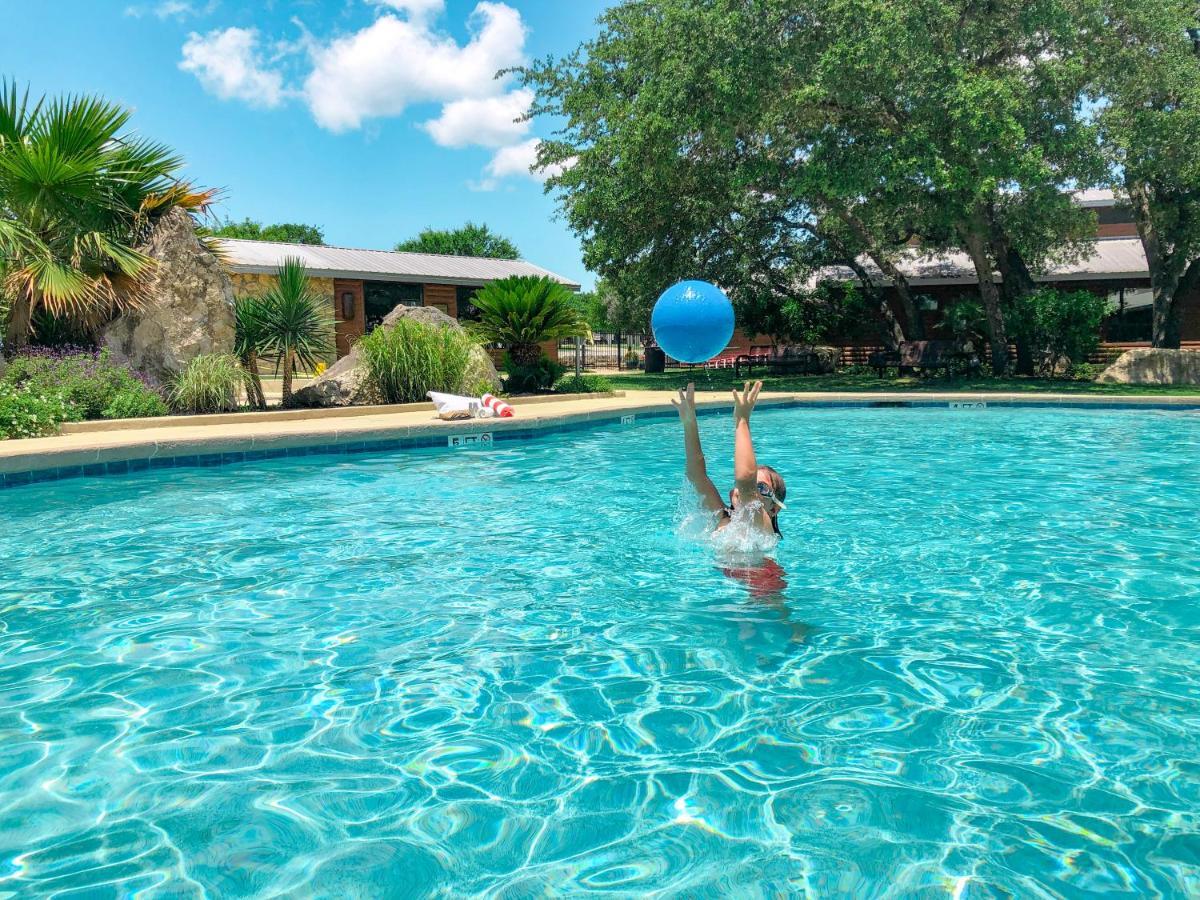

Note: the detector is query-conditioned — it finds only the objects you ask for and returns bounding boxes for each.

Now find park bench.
[867,340,980,378]
[734,345,839,378]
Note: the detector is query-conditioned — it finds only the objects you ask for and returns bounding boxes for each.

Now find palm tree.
[469,275,589,366]
[0,81,211,350]
[234,295,270,410]
[256,259,335,406]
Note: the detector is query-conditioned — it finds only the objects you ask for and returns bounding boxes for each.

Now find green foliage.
[569,279,620,331]
[469,275,589,367]
[553,373,613,394]
[358,318,477,404]
[1092,0,1200,346]
[1,349,160,420]
[205,218,325,245]
[1066,362,1102,382]
[102,387,168,420]
[1006,289,1110,376]
[939,298,990,348]
[394,222,520,259]
[521,0,1103,374]
[168,354,244,414]
[0,382,73,439]
[0,80,209,350]
[502,353,565,394]
[28,309,94,348]
[251,259,335,406]
[233,294,271,409]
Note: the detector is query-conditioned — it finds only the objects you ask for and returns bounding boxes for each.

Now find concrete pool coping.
[3,390,1199,487]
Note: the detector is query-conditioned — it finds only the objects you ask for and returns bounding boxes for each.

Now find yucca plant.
[0,81,212,350]
[255,259,335,406]
[234,295,270,410]
[468,275,589,367]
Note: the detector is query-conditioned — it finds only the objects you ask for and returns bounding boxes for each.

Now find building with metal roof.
[219,238,582,358]
[219,239,581,289]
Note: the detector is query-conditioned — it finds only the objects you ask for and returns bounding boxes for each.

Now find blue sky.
[2,0,608,287]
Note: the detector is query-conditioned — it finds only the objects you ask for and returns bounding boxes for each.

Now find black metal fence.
[557,332,651,370]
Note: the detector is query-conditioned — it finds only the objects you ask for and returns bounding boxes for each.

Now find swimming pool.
[2,406,1198,896]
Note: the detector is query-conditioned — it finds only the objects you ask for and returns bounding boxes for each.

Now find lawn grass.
[603,369,1200,396]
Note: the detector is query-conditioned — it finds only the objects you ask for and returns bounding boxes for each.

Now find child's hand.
[672,382,698,422]
[732,380,762,422]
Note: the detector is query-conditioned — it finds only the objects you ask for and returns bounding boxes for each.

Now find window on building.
[456,285,482,322]
[364,281,423,331]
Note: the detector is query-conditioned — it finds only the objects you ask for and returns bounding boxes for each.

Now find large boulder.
[102,208,235,383]
[1097,348,1200,385]
[292,303,500,408]
[776,344,840,374]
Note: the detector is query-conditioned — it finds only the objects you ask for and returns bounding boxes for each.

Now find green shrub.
[503,353,565,393]
[465,376,502,398]
[1066,361,1102,382]
[1007,288,1109,377]
[168,354,245,414]
[553,373,614,394]
[0,383,73,439]
[358,318,476,404]
[468,275,589,367]
[102,387,169,420]
[2,348,155,420]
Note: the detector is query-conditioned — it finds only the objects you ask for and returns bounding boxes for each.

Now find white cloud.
[471,138,573,190]
[126,0,213,19]
[369,0,445,22]
[303,2,527,133]
[422,88,532,148]
[177,2,557,188]
[180,27,285,108]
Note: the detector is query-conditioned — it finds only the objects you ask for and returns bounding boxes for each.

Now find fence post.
[617,331,623,370]
[575,337,583,377]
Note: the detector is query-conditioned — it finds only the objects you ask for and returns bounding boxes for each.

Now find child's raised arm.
[673,383,725,512]
[732,381,763,506]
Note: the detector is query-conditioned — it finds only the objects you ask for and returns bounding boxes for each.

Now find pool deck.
[3,389,1199,485]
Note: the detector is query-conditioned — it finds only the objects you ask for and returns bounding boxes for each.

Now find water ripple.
[2,408,1199,896]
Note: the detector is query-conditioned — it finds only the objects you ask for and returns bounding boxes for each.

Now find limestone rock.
[776,344,839,374]
[1097,348,1200,385]
[293,301,500,408]
[102,208,235,382]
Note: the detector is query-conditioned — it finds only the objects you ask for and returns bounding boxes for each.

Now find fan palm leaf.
[0,80,209,351]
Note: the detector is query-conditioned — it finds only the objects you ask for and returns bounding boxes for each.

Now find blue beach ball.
[651,280,736,364]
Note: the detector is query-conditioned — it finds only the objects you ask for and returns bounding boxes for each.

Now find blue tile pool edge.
[3,397,1199,490]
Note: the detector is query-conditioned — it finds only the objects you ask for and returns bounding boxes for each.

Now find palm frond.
[256,258,336,371]
[469,276,590,351]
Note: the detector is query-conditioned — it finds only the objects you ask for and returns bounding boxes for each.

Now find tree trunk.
[281,351,294,407]
[844,256,904,350]
[837,209,923,339]
[960,227,1010,375]
[4,292,33,352]
[1152,293,1181,349]
[245,350,266,409]
[1126,177,1186,349]
[510,343,542,367]
[990,233,1039,375]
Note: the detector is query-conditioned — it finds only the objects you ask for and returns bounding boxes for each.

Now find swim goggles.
[757,480,786,511]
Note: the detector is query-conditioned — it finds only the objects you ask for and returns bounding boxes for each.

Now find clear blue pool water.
[2,406,1199,897]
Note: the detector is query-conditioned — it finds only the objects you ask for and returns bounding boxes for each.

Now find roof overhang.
[224,263,582,291]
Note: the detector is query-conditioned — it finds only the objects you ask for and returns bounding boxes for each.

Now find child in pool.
[672,380,786,537]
